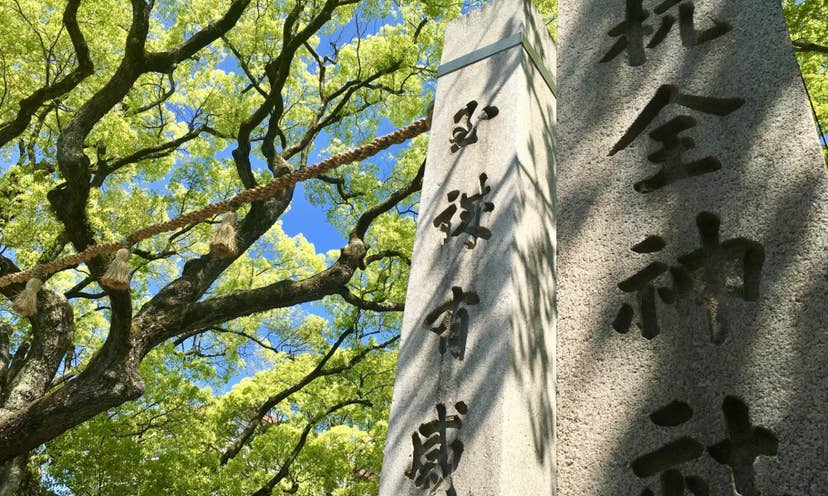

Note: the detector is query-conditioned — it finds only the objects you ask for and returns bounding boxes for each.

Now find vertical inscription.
[407,100,500,493]
[593,2,789,491]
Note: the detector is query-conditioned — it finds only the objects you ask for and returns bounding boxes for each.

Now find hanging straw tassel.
[101,248,131,290]
[210,212,238,257]
[12,278,42,317]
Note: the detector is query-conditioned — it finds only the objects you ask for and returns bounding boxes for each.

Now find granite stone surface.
[557,0,828,494]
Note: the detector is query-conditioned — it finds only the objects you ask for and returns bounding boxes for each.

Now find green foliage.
[47,341,396,496]
[783,0,828,162]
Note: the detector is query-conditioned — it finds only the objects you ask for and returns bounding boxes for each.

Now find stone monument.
[378,1,557,494]
[557,0,828,494]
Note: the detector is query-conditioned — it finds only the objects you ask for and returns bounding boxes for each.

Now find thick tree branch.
[54,0,251,237]
[160,250,363,344]
[0,321,12,397]
[0,356,144,464]
[1,292,74,410]
[0,288,79,465]
[144,0,253,73]
[56,0,152,190]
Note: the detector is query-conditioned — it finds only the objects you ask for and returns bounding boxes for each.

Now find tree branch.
[364,249,411,266]
[316,174,363,201]
[250,399,372,496]
[173,326,282,354]
[144,0,253,73]
[281,62,403,160]
[220,328,396,466]
[222,36,268,99]
[339,290,404,312]
[352,158,425,240]
[220,327,354,464]
[128,72,176,115]
[0,0,93,147]
[1,291,74,402]
[793,40,828,54]
[91,124,207,187]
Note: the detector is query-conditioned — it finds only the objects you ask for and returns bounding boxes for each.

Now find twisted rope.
[0,117,430,289]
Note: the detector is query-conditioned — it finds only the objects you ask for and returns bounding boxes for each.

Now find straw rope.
[0,117,430,289]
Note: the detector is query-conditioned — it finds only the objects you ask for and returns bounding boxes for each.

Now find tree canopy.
[0,0,821,494]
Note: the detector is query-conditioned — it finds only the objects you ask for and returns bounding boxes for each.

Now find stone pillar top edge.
[438,0,557,96]
[440,0,556,79]
[436,31,557,96]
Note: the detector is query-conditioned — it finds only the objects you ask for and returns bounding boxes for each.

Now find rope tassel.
[101,248,131,290]
[210,212,238,258]
[12,278,42,317]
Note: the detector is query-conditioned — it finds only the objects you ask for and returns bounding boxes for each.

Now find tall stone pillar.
[558,0,828,494]
[378,1,557,495]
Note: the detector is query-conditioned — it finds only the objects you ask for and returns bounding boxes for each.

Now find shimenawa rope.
[0,117,430,295]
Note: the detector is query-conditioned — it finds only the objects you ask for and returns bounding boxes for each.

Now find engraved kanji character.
[610,85,744,193]
[632,398,778,496]
[424,287,480,360]
[432,173,495,249]
[601,0,732,67]
[450,101,499,152]
[614,213,764,344]
[406,402,468,496]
